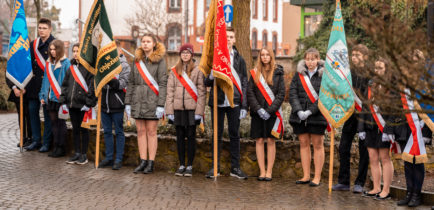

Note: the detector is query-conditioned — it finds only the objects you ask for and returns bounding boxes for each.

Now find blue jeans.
[42,105,53,147]
[101,111,125,162]
[28,99,41,144]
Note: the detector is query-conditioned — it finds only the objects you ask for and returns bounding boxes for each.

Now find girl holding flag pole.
[247,47,285,181]
[165,44,206,177]
[126,34,168,174]
[39,40,70,158]
[59,43,96,165]
[289,48,327,186]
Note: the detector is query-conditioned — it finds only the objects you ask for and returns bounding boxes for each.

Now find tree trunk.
[33,0,41,22]
[233,0,253,71]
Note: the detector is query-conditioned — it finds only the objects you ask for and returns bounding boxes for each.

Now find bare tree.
[233,0,253,70]
[125,0,182,40]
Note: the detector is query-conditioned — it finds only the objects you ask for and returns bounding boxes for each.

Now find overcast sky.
[49,0,78,29]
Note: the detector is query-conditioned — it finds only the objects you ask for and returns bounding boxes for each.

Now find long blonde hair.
[254,47,275,85]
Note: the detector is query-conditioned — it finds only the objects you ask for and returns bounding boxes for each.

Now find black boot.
[408,192,421,207]
[143,160,154,174]
[52,147,65,158]
[134,159,147,173]
[48,147,58,157]
[397,191,412,206]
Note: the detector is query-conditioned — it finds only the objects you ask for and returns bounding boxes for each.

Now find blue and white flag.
[6,0,32,89]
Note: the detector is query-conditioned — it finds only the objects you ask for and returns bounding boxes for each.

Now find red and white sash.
[231,65,243,102]
[171,67,198,102]
[354,91,362,112]
[250,69,283,138]
[368,87,401,153]
[46,62,61,99]
[33,38,46,71]
[81,107,97,129]
[136,60,159,96]
[70,65,88,93]
[298,72,332,132]
[400,88,427,163]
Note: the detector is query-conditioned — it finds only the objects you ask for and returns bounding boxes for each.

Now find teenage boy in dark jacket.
[332,44,370,193]
[59,43,96,165]
[26,18,55,152]
[204,28,248,179]
[98,42,131,170]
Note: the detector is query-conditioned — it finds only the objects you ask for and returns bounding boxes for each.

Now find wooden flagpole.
[19,90,23,152]
[213,79,218,180]
[328,127,335,193]
[95,93,102,169]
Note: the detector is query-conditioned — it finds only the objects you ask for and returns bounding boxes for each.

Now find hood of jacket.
[48,56,67,69]
[297,60,325,76]
[135,42,166,63]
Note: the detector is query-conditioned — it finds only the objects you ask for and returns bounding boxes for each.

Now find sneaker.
[175,166,185,176]
[184,166,193,177]
[353,185,364,193]
[230,168,248,179]
[332,183,350,191]
[112,161,122,170]
[25,142,41,151]
[38,145,50,153]
[98,159,114,168]
[66,153,81,164]
[76,154,88,165]
[205,169,220,179]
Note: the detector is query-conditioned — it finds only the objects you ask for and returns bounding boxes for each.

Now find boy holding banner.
[26,18,55,152]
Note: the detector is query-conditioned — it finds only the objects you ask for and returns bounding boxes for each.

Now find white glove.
[195,114,202,121]
[297,110,312,121]
[155,107,165,119]
[167,114,174,121]
[358,132,366,140]
[81,105,90,112]
[125,105,131,118]
[382,133,390,142]
[61,104,69,114]
[388,134,395,142]
[239,109,247,119]
[258,108,270,120]
[423,137,431,144]
[209,70,214,80]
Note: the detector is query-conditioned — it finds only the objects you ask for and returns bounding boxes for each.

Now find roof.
[290,0,324,6]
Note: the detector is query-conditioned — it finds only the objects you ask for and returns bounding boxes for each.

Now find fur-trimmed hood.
[135,42,166,63]
[297,59,325,76]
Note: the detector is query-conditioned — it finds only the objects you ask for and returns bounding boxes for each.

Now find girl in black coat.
[289,48,327,186]
[59,43,96,165]
[247,47,285,181]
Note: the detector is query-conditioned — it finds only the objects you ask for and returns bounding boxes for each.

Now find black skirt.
[365,129,391,149]
[46,100,61,111]
[290,122,327,135]
[171,110,199,126]
[250,114,278,139]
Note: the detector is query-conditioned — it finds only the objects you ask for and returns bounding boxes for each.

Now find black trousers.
[210,106,241,169]
[13,100,32,140]
[69,108,89,154]
[48,107,67,148]
[176,125,196,166]
[404,161,425,193]
[337,115,369,186]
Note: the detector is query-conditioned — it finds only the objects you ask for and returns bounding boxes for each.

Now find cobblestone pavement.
[0,113,426,209]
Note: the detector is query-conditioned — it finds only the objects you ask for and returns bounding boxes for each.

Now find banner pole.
[95,93,102,169]
[328,127,335,193]
[213,79,218,181]
[19,90,23,152]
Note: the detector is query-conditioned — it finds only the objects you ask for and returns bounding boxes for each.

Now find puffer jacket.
[101,54,131,113]
[125,42,168,119]
[165,64,206,115]
[59,59,97,109]
[39,57,70,103]
[204,46,248,110]
[289,60,327,126]
[247,65,285,116]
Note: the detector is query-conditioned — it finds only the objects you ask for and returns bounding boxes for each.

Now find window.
[168,25,182,51]
[252,30,257,49]
[262,31,268,48]
[272,33,277,54]
[272,0,278,22]
[252,0,258,19]
[262,0,268,20]
[168,0,181,12]
[304,14,322,37]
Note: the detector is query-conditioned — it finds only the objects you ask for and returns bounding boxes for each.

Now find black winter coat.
[59,60,96,109]
[289,60,327,126]
[5,77,28,103]
[204,46,248,110]
[357,82,391,132]
[27,35,55,100]
[247,65,285,116]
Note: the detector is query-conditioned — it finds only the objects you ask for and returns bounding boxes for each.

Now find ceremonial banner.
[6,0,33,89]
[199,0,235,107]
[78,0,122,96]
[318,0,355,127]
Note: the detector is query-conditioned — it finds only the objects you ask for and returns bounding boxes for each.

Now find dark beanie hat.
[179,43,194,55]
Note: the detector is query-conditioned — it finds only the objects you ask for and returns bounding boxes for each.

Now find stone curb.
[389,184,434,206]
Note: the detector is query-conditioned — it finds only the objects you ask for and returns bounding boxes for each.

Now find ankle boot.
[48,147,58,157]
[134,159,147,173]
[408,192,421,207]
[397,191,412,206]
[143,160,154,174]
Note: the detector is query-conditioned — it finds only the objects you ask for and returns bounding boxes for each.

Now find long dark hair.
[48,40,65,63]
